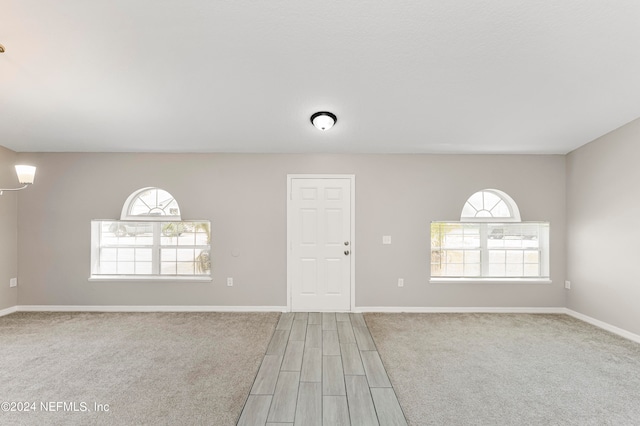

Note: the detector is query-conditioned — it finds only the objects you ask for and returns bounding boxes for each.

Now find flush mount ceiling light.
[310,111,337,131]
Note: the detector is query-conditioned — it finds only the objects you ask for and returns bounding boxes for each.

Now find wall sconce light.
[310,111,337,131]
[0,44,5,53]
[0,165,37,195]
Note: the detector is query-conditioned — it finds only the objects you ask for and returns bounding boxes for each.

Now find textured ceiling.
[1,0,639,154]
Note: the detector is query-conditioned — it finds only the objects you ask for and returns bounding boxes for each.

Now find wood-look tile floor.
[237,312,408,426]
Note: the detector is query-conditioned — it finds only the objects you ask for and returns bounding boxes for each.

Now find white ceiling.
[1,0,640,154]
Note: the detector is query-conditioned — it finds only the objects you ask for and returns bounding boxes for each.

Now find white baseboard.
[565,309,640,344]
[16,305,288,313]
[0,306,18,317]
[356,306,566,314]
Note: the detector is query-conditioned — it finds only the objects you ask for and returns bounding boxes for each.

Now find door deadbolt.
[344,250,350,255]
[344,241,349,246]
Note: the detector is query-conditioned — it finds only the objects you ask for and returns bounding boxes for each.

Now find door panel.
[290,178,352,311]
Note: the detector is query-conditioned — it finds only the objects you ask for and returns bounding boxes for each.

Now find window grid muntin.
[431,222,548,279]
[93,220,210,277]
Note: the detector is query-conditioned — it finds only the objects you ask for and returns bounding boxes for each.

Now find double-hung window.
[430,189,550,281]
[90,188,211,280]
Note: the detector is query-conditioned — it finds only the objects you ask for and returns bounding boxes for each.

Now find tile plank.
[277,313,295,330]
[305,324,322,349]
[322,312,337,330]
[370,388,408,426]
[353,326,376,351]
[350,313,367,328]
[337,320,356,344]
[323,355,346,396]
[323,330,340,356]
[340,343,365,376]
[335,312,351,322]
[323,396,350,426]
[268,330,291,355]
[267,371,300,423]
[360,351,392,388]
[281,340,305,372]
[300,347,322,382]
[289,320,308,341]
[294,382,322,426]
[237,395,272,426]
[345,375,379,426]
[251,355,283,394]
[294,312,309,321]
[308,312,322,324]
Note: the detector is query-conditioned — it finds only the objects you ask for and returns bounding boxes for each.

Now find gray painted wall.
[0,146,18,310]
[15,153,566,308]
[566,118,640,335]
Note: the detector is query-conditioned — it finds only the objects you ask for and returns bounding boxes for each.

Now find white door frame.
[287,174,356,312]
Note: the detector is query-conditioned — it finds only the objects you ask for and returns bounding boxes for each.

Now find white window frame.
[90,187,211,282]
[430,189,551,284]
[90,220,212,281]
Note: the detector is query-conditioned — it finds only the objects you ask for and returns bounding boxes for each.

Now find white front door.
[288,176,354,312]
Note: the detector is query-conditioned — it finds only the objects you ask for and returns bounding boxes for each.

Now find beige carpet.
[365,313,640,426]
[0,311,279,425]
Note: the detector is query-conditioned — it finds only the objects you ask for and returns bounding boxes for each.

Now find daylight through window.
[90,188,211,280]
[431,189,549,280]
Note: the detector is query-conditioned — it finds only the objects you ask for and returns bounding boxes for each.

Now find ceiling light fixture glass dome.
[310,111,337,131]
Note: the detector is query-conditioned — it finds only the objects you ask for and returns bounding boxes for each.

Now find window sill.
[430,278,552,284]
[89,275,212,283]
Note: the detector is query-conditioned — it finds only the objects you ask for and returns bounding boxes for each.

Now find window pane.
[446,263,464,276]
[136,262,153,274]
[177,262,194,274]
[506,264,524,276]
[177,249,194,261]
[101,248,117,261]
[524,264,540,276]
[467,192,484,211]
[446,250,464,264]
[161,263,177,275]
[461,202,477,218]
[135,248,152,262]
[506,251,523,264]
[464,264,480,276]
[489,264,506,276]
[119,262,135,274]
[490,200,511,217]
[119,248,135,261]
[195,249,211,273]
[464,250,480,264]
[489,250,505,264]
[524,251,539,263]
[162,249,177,262]
[483,192,501,212]
[100,262,117,274]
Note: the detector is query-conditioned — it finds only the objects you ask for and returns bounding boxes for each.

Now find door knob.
[344,250,350,255]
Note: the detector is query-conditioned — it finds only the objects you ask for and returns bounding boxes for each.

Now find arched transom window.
[121,187,181,221]
[460,189,521,222]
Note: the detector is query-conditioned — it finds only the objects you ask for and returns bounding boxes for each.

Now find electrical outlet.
[227,277,233,287]
[398,278,404,287]
[564,280,571,289]
[9,278,17,288]
[383,236,392,245]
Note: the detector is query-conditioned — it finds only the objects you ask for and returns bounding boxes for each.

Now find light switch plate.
[383,236,391,245]
[9,278,17,288]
